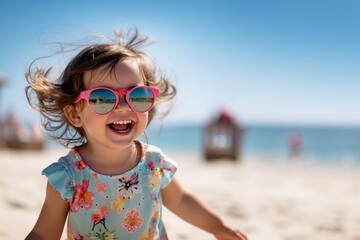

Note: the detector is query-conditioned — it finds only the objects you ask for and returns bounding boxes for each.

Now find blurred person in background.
[287,132,303,160]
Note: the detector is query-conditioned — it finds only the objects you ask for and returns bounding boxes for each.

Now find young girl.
[24,29,248,240]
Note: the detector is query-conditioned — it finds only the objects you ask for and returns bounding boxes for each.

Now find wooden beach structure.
[203,108,244,161]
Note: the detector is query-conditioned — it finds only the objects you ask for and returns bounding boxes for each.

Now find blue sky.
[0,0,359,127]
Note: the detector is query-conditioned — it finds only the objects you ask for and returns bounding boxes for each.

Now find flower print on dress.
[122,209,143,233]
[67,224,85,240]
[147,160,161,189]
[141,208,159,240]
[69,232,85,240]
[118,173,140,199]
[91,172,99,178]
[147,161,155,171]
[91,205,110,231]
[160,155,177,173]
[72,147,80,155]
[96,181,107,193]
[71,180,94,212]
[141,229,157,240]
[149,199,160,230]
[111,195,126,213]
[148,167,161,189]
[86,228,118,240]
[75,160,87,171]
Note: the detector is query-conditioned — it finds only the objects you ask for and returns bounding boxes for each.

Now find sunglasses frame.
[73,85,160,115]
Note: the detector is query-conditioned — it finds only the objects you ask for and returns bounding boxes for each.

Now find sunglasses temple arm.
[154,88,160,97]
[73,91,88,103]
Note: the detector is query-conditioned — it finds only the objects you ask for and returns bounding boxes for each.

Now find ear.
[63,105,82,127]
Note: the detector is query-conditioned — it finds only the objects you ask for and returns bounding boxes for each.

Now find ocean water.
[45,123,360,167]
[145,123,360,167]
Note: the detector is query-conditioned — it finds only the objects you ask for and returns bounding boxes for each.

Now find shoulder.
[140,142,178,169]
[143,143,164,156]
[41,148,79,201]
[141,143,178,189]
[43,148,79,175]
[141,142,173,164]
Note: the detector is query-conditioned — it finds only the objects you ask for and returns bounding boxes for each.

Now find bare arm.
[161,177,248,240]
[25,181,69,240]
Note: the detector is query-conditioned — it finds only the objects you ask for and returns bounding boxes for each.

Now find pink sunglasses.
[73,86,160,115]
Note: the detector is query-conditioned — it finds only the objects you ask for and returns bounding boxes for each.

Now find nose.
[114,94,131,112]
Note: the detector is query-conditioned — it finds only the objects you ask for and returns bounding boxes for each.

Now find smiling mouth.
[108,120,135,134]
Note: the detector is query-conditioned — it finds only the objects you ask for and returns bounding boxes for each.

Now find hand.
[214,225,248,240]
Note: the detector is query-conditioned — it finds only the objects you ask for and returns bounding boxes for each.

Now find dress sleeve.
[42,161,73,202]
[159,151,178,189]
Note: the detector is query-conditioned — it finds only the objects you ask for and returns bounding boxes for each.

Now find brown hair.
[25,28,176,148]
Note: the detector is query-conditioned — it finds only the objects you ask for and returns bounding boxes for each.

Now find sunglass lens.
[129,87,155,112]
[89,89,116,114]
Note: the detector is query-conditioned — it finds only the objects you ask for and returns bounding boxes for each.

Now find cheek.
[79,108,107,130]
[81,117,108,141]
[137,113,149,130]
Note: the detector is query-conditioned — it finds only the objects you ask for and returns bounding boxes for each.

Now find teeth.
[113,120,132,125]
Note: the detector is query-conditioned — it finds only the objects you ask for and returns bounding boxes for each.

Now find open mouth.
[108,120,135,134]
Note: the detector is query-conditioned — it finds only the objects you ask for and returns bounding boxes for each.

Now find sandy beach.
[0,148,359,240]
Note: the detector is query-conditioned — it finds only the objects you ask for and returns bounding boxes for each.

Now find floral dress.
[42,142,177,240]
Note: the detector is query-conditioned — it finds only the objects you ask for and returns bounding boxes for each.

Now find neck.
[77,141,140,175]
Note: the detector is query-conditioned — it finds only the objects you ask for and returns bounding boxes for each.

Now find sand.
[0,148,359,240]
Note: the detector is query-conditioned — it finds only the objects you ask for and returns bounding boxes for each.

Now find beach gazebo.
[203,107,245,161]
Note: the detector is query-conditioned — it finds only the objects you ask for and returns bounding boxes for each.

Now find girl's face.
[76,59,148,150]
